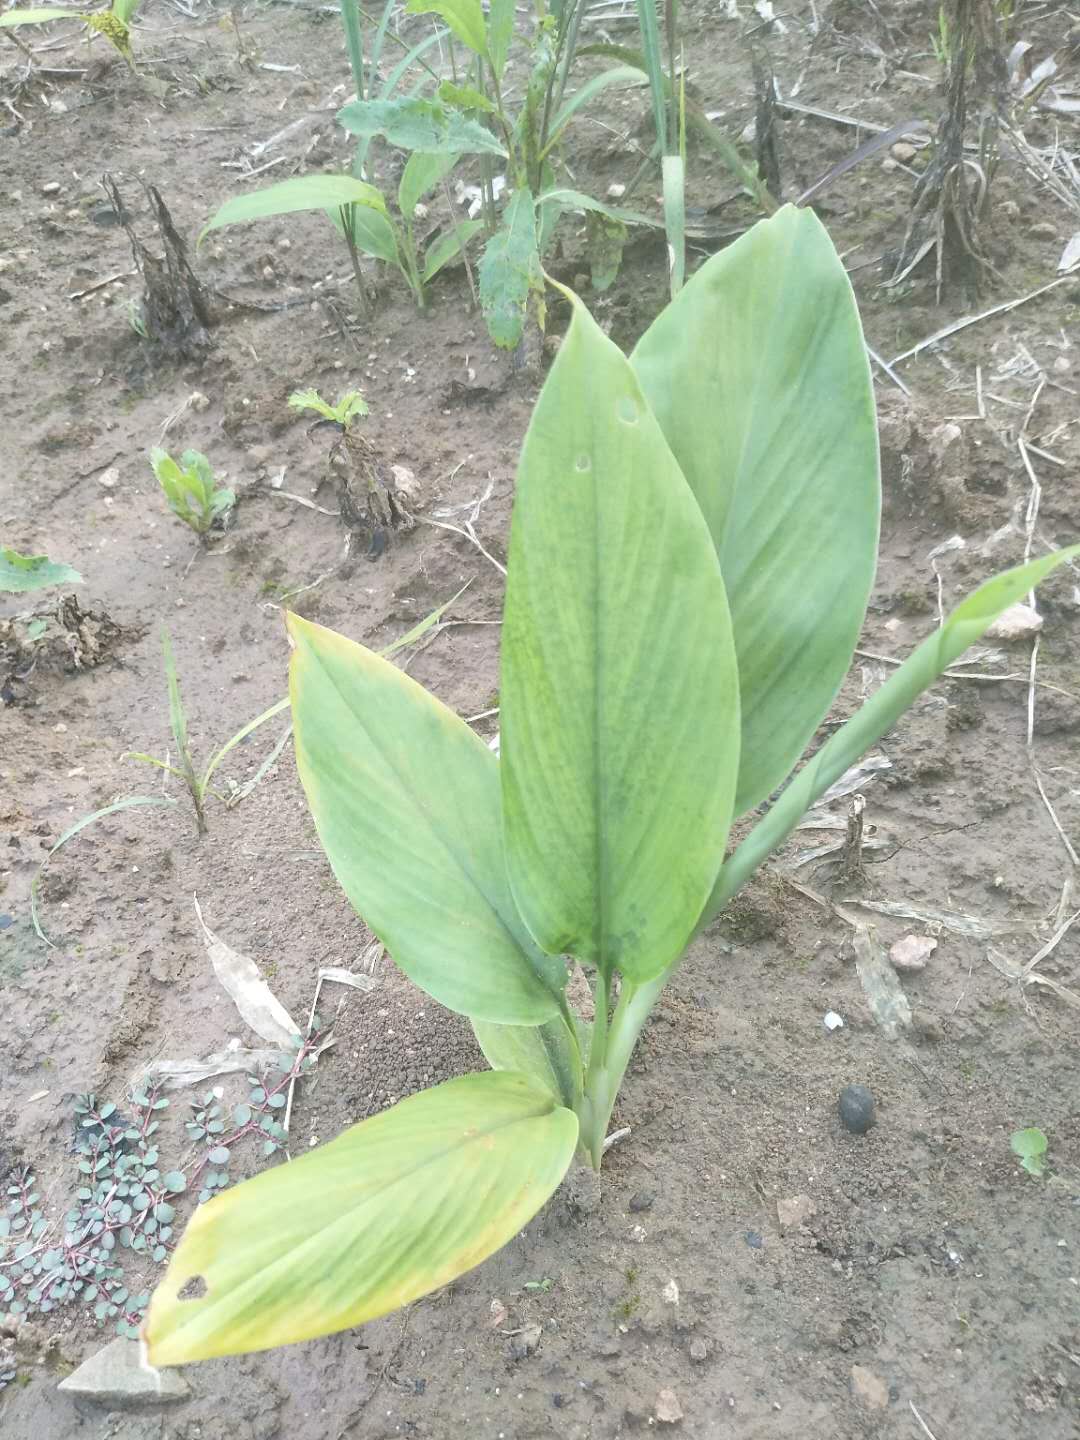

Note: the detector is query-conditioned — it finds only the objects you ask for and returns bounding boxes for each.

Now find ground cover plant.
[142,203,1079,1366]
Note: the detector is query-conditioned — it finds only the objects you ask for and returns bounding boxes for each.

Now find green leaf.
[485,0,515,79]
[437,80,495,114]
[700,544,1080,930]
[288,614,567,1024]
[1010,1127,1047,1178]
[399,151,459,220]
[200,175,387,243]
[537,186,658,231]
[478,188,539,350]
[545,66,646,150]
[330,201,401,268]
[405,0,486,57]
[0,547,82,593]
[145,1072,577,1363]
[501,291,740,982]
[338,97,505,157]
[585,209,628,291]
[421,219,484,284]
[0,8,84,25]
[472,1014,584,1110]
[631,204,880,815]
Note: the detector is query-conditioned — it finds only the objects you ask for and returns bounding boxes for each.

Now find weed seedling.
[125,630,290,837]
[1010,1127,1048,1178]
[288,388,368,429]
[150,448,235,539]
[145,207,1079,1367]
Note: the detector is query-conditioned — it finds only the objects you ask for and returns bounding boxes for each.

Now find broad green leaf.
[338,97,505,157]
[486,0,515,79]
[200,176,387,242]
[0,547,82,592]
[422,218,484,283]
[501,293,740,982]
[405,0,486,57]
[631,204,880,815]
[478,188,539,349]
[288,615,567,1023]
[399,151,459,220]
[0,7,82,24]
[472,1013,585,1109]
[145,1072,578,1363]
[699,544,1080,930]
[111,0,138,25]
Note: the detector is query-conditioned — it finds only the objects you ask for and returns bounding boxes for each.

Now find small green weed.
[1010,1127,1048,1178]
[288,388,368,429]
[150,447,235,538]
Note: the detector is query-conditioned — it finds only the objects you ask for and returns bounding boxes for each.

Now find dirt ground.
[2,0,1080,1435]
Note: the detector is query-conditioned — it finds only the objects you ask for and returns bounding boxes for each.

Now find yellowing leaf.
[145,1072,577,1363]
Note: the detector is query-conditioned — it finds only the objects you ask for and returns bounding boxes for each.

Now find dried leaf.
[318,966,379,992]
[814,754,891,806]
[853,927,911,1039]
[193,897,301,1045]
[844,897,1026,940]
[142,1046,291,1090]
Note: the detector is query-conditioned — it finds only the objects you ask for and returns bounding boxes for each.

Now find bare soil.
[2,1,1079,1437]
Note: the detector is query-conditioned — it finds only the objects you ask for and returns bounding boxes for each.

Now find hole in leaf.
[574,455,591,473]
[615,396,639,425]
[177,1275,207,1301]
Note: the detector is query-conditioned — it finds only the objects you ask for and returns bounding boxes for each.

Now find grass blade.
[31,796,177,946]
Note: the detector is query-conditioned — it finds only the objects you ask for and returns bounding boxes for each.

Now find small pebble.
[98,466,119,489]
[629,1190,655,1213]
[655,1388,683,1425]
[890,141,917,163]
[838,1084,876,1135]
[41,180,62,196]
[889,934,937,973]
[1030,220,1057,240]
[606,182,626,200]
[824,1010,844,1031]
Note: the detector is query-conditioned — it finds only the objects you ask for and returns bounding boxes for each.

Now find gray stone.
[850,1364,889,1410]
[776,1193,816,1230]
[838,1084,876,1135]
[656,1387,684,1424]
[58,1337,190,1409]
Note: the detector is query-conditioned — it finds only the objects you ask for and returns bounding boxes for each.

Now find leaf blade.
[338,97,505,156]
[288,614,567,1023]
[700,545,1080,927]
[0,547,82,592]
[200,175,387,242]
[478,188,539,349]
[501,292,740,982]
[145,1072,578,1363]
[631,204,880,815]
